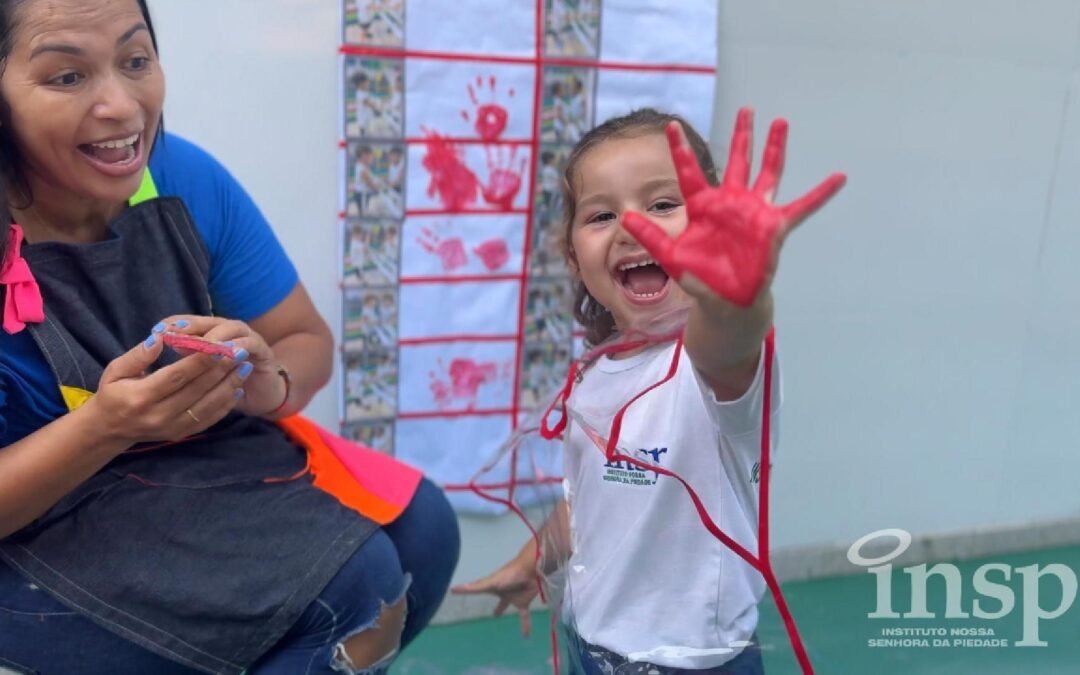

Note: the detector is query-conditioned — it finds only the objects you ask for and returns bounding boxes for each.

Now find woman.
[0,1,460,673]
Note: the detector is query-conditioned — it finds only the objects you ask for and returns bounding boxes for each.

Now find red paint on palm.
[622,109,847,306]
[162,332,237,359]
[421,128,480,211]
[462,75,514,142]
[473,238,510,271]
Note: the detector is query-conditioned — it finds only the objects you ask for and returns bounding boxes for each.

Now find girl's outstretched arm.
[623,109,846,399]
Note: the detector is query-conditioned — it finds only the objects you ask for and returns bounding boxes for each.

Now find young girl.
[454,107,844,673]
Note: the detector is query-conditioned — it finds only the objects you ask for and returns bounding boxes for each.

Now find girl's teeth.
[618,259,656,272]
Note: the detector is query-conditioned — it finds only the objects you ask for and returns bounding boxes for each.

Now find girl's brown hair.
[560,108,719,347]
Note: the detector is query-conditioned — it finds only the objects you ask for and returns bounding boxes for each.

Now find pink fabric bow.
[0,224,45,334]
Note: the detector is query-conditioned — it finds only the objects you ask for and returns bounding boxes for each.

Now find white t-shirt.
[562,340,781,669]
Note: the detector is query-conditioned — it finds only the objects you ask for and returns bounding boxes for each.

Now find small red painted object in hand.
[623,108,847,307]
[162,331,238,359]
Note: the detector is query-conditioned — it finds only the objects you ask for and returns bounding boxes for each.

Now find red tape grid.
[509,1,547,434]
[340,45,717,74]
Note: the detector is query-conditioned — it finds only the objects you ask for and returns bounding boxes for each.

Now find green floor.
[394,545,1080,674]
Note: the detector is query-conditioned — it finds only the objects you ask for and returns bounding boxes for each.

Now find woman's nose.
[92,75,140,122]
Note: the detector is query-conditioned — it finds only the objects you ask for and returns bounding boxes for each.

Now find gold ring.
[186,409,201,423]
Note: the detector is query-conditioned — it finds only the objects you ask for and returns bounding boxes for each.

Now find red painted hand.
[623,108,847,307]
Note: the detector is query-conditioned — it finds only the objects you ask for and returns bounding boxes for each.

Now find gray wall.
[709,0,1080,548]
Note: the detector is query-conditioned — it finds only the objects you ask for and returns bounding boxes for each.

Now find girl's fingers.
[779,172,847,232]
[666,121,709,198]
[721,107,754,188]
[752,118,789,201]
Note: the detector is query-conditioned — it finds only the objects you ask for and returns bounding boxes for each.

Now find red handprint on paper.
[460,75,515,142]
[421,128,480,211]
[622,108,846,307]
[429,358,500,410]
[417,226,468,272]
[480,146,527,211]
[473,238,510,271]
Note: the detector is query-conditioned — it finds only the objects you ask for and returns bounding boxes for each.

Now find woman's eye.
[50,72,83,87]
[127,56,150,70]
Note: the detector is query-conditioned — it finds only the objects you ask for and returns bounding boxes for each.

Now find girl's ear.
[565,246,581,279]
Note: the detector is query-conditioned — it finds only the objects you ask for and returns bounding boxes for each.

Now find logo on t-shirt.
[750,461,773,484]
[602,447,667,487]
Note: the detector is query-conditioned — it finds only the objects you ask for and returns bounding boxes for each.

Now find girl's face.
[569,133,690,331]
[0,0,164,209]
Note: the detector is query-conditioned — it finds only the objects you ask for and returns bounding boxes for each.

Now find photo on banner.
[343,349,397,422]
[344,219,400,287]
[523,277,574,344]
[343,0,404,47]
[342,419,396,454]
[544,0,601,58]
[540,66,596,144]
[344,286,398,350]
[347,141,406,219]
[344,57,405,139]
[519,340,573,409]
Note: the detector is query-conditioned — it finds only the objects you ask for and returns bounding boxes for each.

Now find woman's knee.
[386,478,461,574]
[332,593,407,674]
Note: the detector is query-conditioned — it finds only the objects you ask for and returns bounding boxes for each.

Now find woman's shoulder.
[148,132,229,187]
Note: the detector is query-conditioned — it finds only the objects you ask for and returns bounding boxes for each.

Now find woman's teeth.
[91,133,139,150]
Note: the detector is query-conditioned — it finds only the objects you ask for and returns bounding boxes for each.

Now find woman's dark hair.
[0,177,11,255]
[0,0,160,258]
[559,107,719,347]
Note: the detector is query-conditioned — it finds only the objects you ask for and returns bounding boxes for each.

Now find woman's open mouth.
[78,132,143,177]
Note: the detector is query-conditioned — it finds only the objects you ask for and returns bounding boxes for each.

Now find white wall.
[153,0,1080,606]
[714,0,1080,548]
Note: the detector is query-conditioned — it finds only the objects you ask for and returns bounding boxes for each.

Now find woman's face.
[0,0,164,209]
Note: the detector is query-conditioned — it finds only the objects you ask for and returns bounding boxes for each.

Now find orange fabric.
[276,416,422,526]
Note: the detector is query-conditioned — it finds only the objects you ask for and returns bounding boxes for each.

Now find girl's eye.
[50,72,84,87]
[649,200,681,213]
[586,212,615,224]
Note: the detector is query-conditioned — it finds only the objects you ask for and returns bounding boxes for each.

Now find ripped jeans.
[0,478,460,675]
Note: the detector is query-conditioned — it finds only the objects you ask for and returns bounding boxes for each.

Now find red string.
[486,329,816,673]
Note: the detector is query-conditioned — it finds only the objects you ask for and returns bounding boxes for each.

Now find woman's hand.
[88,324,252,445]
[160,315,288,417]
[452,547,542,637]
[623,108,846,307]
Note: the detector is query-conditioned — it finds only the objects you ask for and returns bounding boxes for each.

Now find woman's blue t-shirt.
[0,133,298,446]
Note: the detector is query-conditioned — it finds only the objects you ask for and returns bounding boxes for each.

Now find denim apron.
[0,173,378,674]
